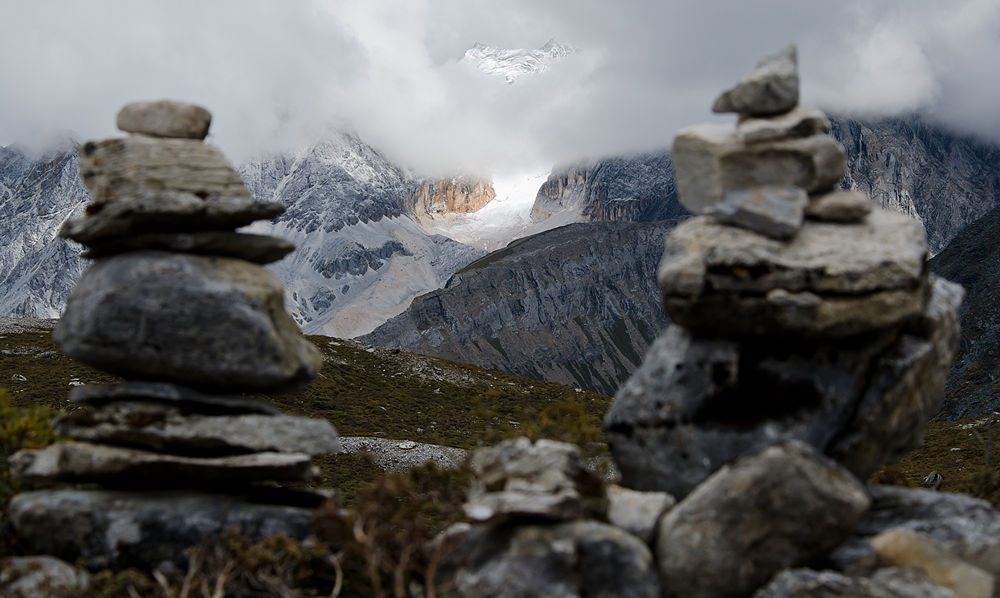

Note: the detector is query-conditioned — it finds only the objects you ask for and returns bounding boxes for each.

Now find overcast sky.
[2,0,998,175]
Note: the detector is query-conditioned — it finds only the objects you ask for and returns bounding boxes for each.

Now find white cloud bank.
[1,0,998,174]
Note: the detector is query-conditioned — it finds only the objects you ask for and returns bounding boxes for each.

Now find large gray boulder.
[9,441,318,486]
[54,251,321,392]
[450,520,661,598]
[673,125,844,213]
[54,401,340,456]
[713,44,799,116]
[78,136,248,203]
[655,441,870,598]
[7,490,313,570]
[464,437,604,523]
[659,209,929,337]
[605,277,961,498]
[60,190,284,245]
[754,568,956,598]
[116,99,212,140]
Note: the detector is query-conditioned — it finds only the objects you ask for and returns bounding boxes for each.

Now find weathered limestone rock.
[655,441,870,598]
[713,44,799,116]
[9,442,318,486]
[673,125,846,213]
[116,99,212,140]
[659,209,929,337]
[78,136,248,203]
[829,485,1000,579]
[806,190,872,222]
[60,191,284,245]
[451,521,661,598]
[54,252,321,392]
[0,556,90,597]
[604,484,675,544]
[872,528,994,598]
[69,381,280,415]
[605,277,960,497]
[737,104,830,143]
[54,402,340,456]
[7,490,313,570]
[705,185,807,239]
[464,437,604,522]
[82,231,295,264]
[754,568,956,598]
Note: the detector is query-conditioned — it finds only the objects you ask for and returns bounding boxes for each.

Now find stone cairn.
[5,100,338,570]
[441,46,996,598]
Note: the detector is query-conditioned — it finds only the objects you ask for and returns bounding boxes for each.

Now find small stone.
[9,441,318,486]
[754,567,956,598]
[0,556,90,597]
[81,231,295,264]
[60,191,284,245]
[464,437,604,522]
[806,190,873,222]
[705,185,807,240]
[54,401,340,457]
[7,489,313,570]
[451,521,661,598]
[69,381,280,415]
[658,210,929,337]
[78,136,249,204]
[605,484,675,544]
[655,441,870,598]
[713,44,799,116]
[673,125,846,214]
[872,528,994,598]
[54,252,321,392]
[737,104,831,143]
[116,100,212,140]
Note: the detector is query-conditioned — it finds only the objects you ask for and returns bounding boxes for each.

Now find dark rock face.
[315,240,411,279]
[531,152,684,223]
[362,221,673,395]
[7,490,314,570]
[930,204,1000,418]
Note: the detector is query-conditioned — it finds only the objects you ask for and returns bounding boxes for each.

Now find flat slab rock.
[69,381,280,415]
[705,185,806,240]
[82,230,295,264]
[656,441,871,598]
[54,251,321,392]
[116,99,212,140]
[78,136,248,203]
[658,209,930,337]
[754,567,956,598]
[447,520,661,598]
[464,437,605,523]
[54,401,340,457]
[60,191,285,245]
[713,44,799,116]
[737,104,830,144]
[672,125,845,214]
[9,441,318,486]
[7,489,314,570]
[806,189,872,223]
[605,277,961,498]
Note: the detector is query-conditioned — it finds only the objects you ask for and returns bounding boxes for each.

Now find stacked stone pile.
[5,100,336,570]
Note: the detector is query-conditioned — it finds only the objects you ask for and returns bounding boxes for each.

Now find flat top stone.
[117,100,212,140]
[80,230,295,264]
[713,44,799,116]
[69,381,280,415]
[659,208,928,298]
[737,104,830,143]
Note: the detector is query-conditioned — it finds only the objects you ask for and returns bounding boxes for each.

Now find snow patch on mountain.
[462,39,575,84]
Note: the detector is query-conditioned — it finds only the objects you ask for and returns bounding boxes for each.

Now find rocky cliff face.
[929,205,1000,419]
[832,116,1000,254]
[531,152,684,223]
[361,221,673,395]
[0,144,88,317]
[408,177,496,221]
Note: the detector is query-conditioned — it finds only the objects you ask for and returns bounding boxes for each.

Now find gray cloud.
[2,0,998,174]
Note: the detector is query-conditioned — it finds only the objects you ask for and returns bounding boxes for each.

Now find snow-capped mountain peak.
[463,39,575,84]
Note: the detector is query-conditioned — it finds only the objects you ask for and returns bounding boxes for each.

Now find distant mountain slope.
[361,220,675,395]
[930,205,1000,418]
